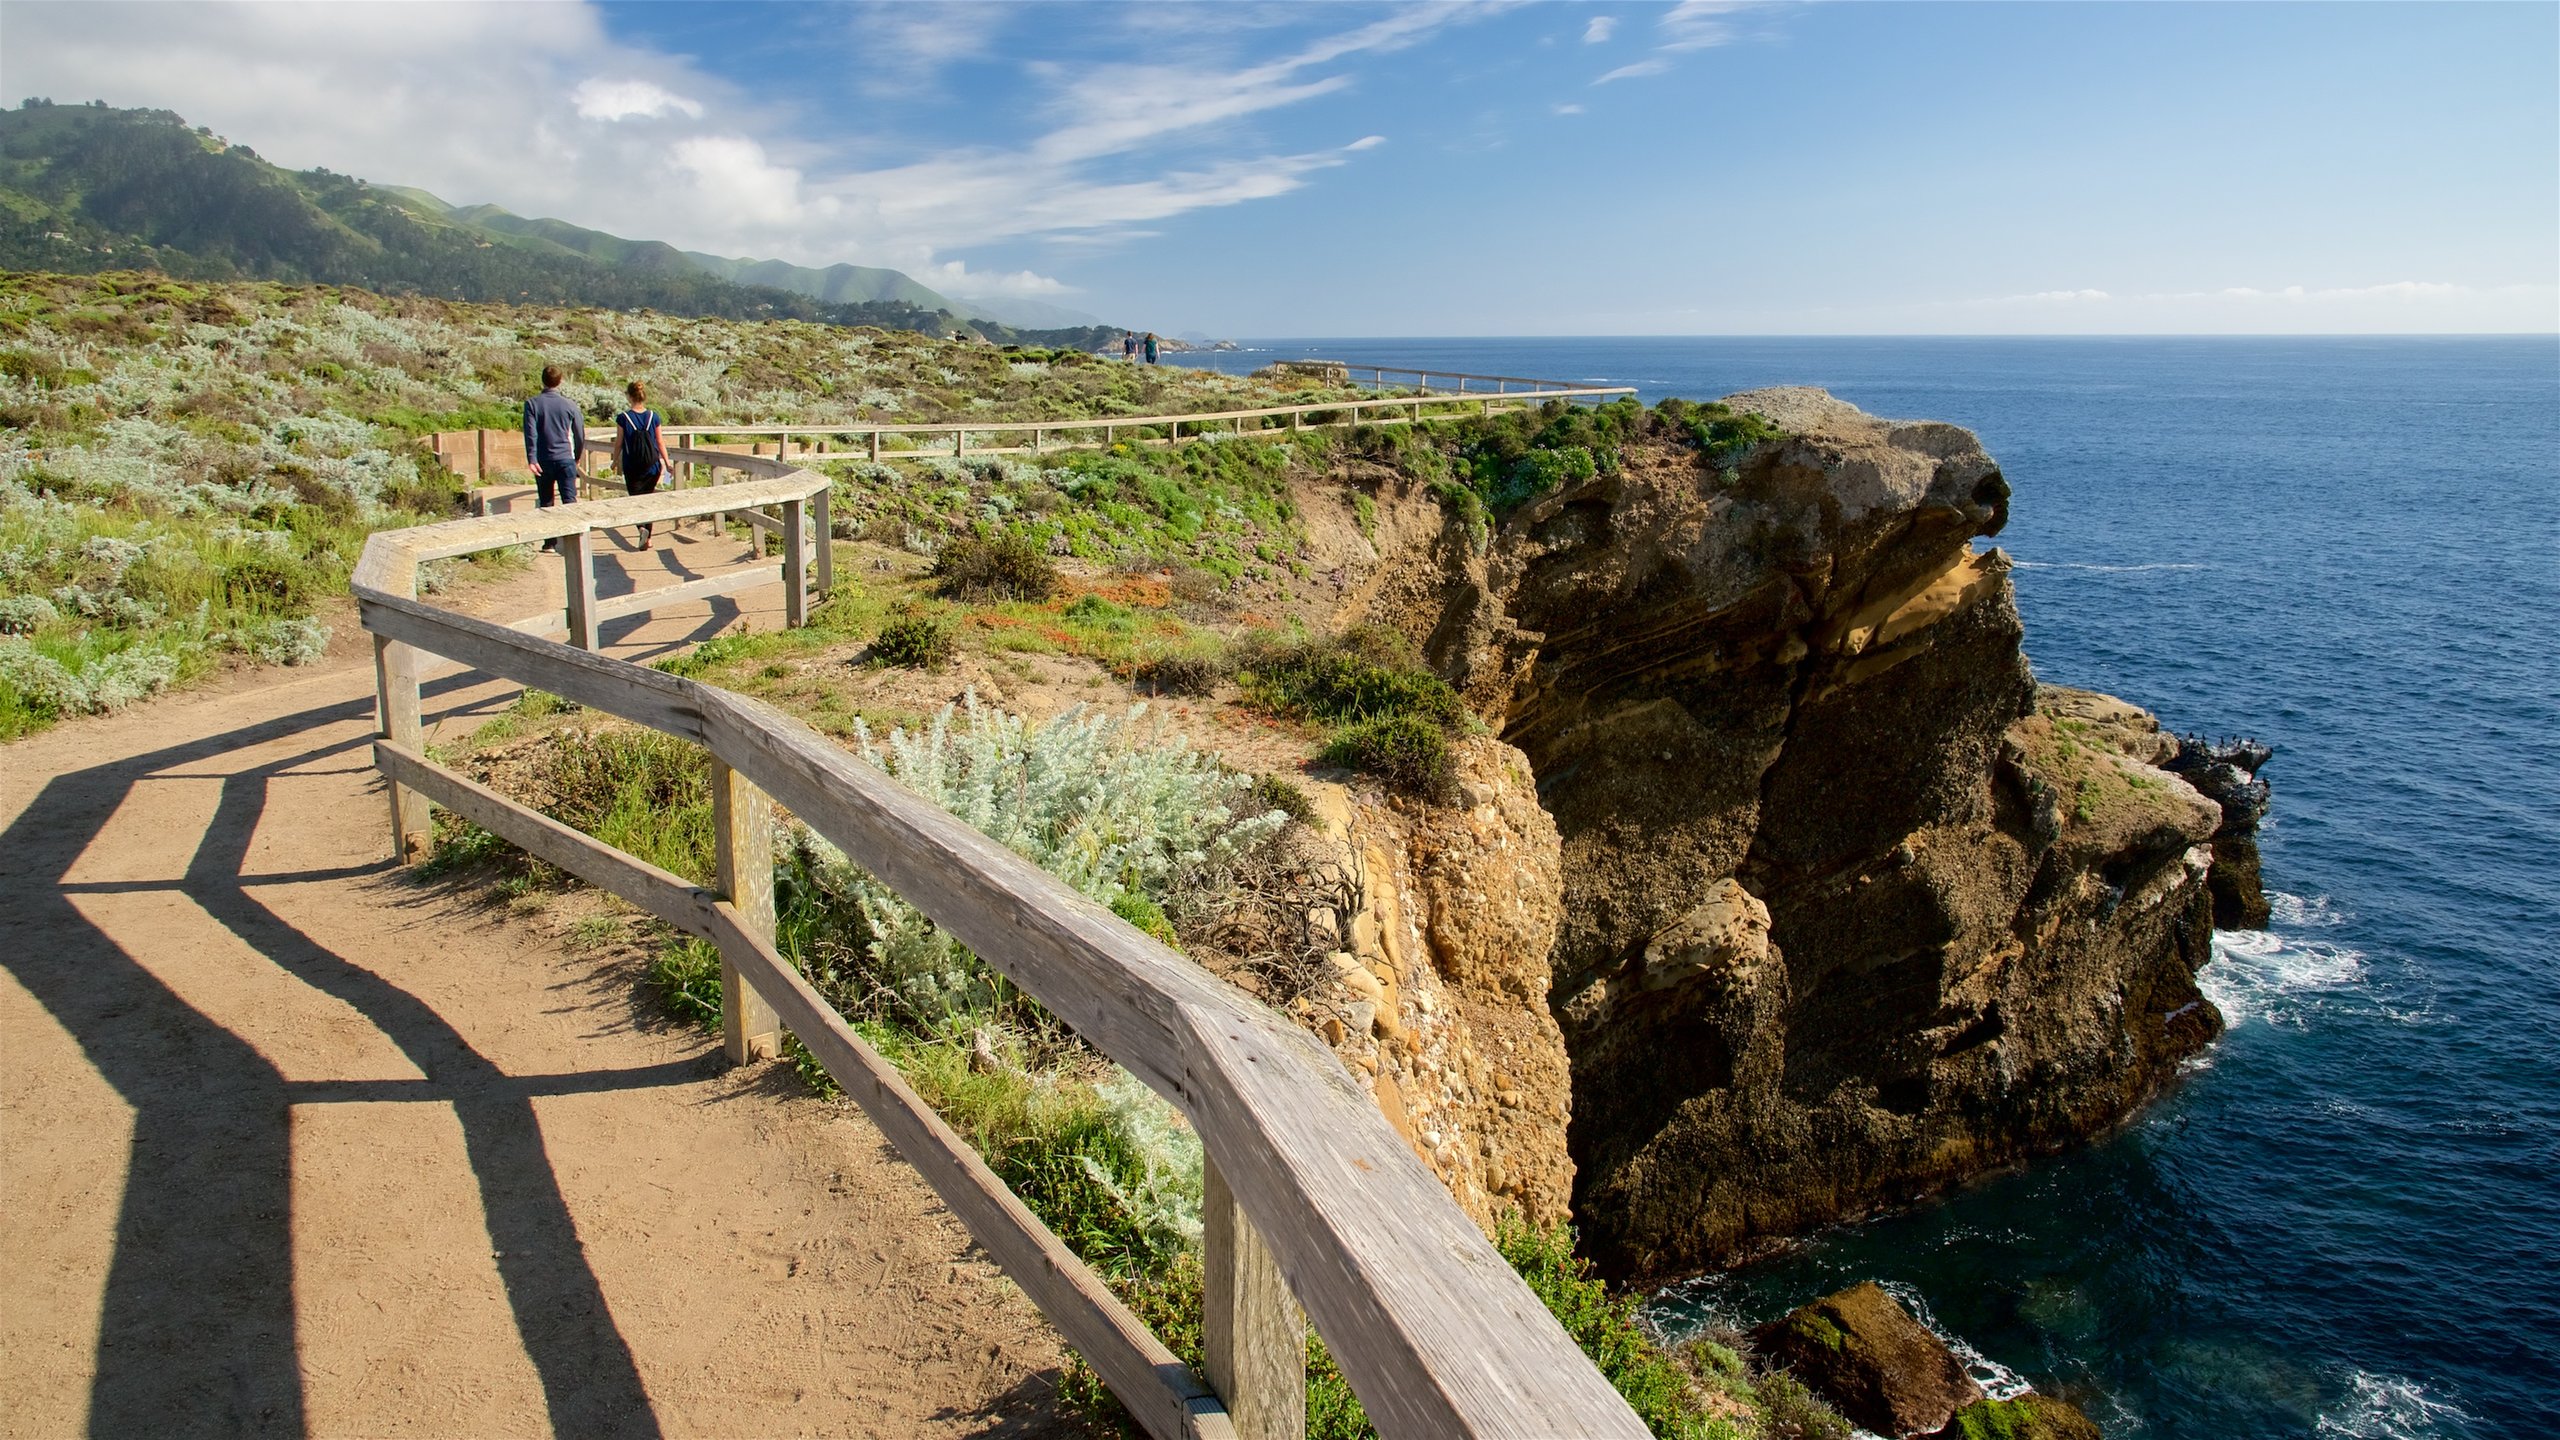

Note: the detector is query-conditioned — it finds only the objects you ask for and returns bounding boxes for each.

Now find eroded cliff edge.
[1324,387,2229,1278]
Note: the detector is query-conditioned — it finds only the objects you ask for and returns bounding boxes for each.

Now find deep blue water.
[1181,338,2560,1436]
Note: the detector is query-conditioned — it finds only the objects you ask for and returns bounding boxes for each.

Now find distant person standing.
[615,380,670,550]
[1122,330,1137,361]
[1143,332,1159,365]
[522,364,584,551]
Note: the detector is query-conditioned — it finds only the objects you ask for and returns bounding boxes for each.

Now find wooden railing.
[629,375,1633,463]
[355,447,1647,1439]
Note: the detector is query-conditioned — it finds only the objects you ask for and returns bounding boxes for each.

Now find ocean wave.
[2314,1371,2475,1439]
[2010,560,2209,573]
[1876,1281,2033,1402]
[2201,927,2368,1029]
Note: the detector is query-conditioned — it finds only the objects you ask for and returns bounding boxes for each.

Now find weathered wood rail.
[356,446,1648,1438]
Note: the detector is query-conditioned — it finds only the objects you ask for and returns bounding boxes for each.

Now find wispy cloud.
[1596,58,1672,84]
[1583,15,1617,44]
[1553,102,1586,115]
[1596,0,1778,83]
[1659,0,1758,52]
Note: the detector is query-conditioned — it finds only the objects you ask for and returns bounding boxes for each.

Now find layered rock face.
[1296,736,1578,1231]
[1343,389,2228,1277]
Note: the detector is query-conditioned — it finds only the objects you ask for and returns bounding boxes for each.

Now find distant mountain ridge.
[0,100,1114,346]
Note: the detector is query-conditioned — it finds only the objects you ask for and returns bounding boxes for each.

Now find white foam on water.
[2010,560,2209,573]
[2202,924,2367,1030]
[2314,1370,2474,1439]
[1875,1280,2034,1402]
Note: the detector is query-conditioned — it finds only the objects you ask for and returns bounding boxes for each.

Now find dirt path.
[0,527,1074,1438]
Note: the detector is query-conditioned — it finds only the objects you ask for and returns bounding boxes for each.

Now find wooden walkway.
[0,531,1073,1438]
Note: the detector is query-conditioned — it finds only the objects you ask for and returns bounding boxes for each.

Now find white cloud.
[1344,134,1387,151]
[1583,15,1617,43]
[1596,58,1672,84]
[1553,103,1586,115]
[571,78,703,122]
[669,136,833,228]
[916,260,1076,300]
[0,0,1462,299]
[2017,289,2113,303]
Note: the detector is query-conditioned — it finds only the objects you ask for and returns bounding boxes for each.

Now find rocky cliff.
[1318,388,2232,1277]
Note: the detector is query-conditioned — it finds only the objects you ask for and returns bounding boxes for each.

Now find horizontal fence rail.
[430,365,1634,477]
[363,441,1647,1439]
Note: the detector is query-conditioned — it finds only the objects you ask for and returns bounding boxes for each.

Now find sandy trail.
[0,527,1072,1438]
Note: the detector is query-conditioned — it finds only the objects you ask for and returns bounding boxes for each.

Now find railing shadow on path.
[0,668,687,1439]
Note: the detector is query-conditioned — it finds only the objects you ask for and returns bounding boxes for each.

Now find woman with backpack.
[615,380,670,549]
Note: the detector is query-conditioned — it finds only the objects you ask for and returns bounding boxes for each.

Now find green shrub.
[934,529,1058,601]
[1064,593,1135,630]
[1235,627,1465,732]
[1658,398,1784,474]
[1133,651,1219,697]
[872,606,956,669]
[217,554,308,612]
[1246,772,1318,825]
[1239,628,1468,798]
[1320,714,1455,800]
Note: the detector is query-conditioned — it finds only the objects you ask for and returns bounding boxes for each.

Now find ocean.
[1174,337,2560,1436]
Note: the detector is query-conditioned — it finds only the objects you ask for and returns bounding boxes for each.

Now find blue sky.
[6,1,2554,334]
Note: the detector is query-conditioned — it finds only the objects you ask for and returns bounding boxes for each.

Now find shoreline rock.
[2163,734,2275,928]
[1751,1282,1982,1437]
[1325,388,2230,1277]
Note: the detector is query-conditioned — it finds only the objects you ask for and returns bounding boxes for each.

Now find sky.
[3,0,2554,335]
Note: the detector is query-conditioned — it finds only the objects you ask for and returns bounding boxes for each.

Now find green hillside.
[0,101,1114,349]
[682,252,956,310]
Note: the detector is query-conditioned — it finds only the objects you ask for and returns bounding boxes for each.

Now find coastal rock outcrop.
[1927,1395,2104,1440]
[1293,736,1577,1231]
[1336,388,2227,1276]
[2164,733,2274,928]
[1752,1282,1982,1437]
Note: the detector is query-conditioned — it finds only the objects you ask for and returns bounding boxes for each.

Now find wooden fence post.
[870,430,882,461]
[782,497,809,629]
[562,527,599,650]
[373,634,431,863]
[712,759,782,1063]
[476,428,490,481]
[810,487,833,600]
[1204,1156,1305,1440]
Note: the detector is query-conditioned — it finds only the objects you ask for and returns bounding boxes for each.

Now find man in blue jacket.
[522,364,584,550]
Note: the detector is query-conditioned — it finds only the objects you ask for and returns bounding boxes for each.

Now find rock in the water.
[1928,1394,2103,1440]
[1751,1282,1983,1437]
[2164,733,2274,928]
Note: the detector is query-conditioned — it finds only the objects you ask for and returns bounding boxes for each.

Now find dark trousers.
[625,468,661,540]
[535,458,579,507]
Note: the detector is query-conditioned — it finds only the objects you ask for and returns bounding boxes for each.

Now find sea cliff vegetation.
[0,270,1335,736]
